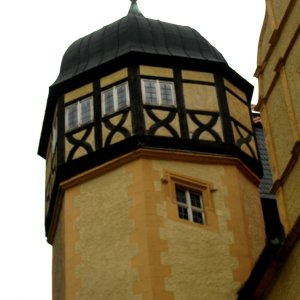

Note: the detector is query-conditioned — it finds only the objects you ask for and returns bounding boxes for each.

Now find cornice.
[60,148,261,191]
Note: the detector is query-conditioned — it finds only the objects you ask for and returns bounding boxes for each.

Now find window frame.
[175,186,206,224]
[141,79,176,107]
[65,96,94,132]
[101,81,130,116]
[161,170,218,230]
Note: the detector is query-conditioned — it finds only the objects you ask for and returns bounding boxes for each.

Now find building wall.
[59,66,256,164]
[52,150,264,299]
[52,203,65,300]
[256,0,300,296]
[264,237,300,299]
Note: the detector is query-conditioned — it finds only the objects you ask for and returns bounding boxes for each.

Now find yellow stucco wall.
[257,0,300,223]
[281,159,300,225]
[265,239,300,299]
[181,70,214,83]
[65,84,93,104]
[100,68,128,88]
[53,152,264,299]
[154,159,264,299]
[60,165,139,300]
[140,66,173,78]
[227,91,252,131]
[256,0,300,297]
[286,34,300,131]
[270,0,290,28]
[52,202,65,300]
[224,80,247,102]
[266,83,294,175]
[183,83,219,111]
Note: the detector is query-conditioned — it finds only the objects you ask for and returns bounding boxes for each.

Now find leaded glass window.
[144,80,158,105]
[102,82,129,116]
[142,79,175,106]
[175,186,205,224]
[160,82,173,106]
[103,89,114,115]
[81,98,93,124]
[65,96,93,132]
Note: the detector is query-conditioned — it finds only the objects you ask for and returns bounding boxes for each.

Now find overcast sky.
[0,0,265,299]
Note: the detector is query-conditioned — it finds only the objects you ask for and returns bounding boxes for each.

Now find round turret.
[39,1,261,236]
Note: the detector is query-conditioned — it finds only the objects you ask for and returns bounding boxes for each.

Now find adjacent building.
[239,0,300,298]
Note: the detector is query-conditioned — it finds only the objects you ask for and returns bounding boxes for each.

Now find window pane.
[103,89,114,115]
[81,97,93,125]
[51,119,57,153]
[160,82,174,106]
[176,188,186,204]
[192,210,204,224]
[178,206,189,220]
[144,80,158,105]
[190,192,202,209]
[117,84,128,110]
[66,104,78,131]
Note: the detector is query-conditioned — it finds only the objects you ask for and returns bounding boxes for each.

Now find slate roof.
[255,126,276,199]
[39,2,251,159]
[53,7,227,86]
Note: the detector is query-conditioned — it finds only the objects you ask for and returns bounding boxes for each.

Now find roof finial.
[128,0,144,16]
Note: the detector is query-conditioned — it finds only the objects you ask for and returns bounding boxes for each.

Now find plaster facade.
[256,0,300,297]
[52,150,264,299]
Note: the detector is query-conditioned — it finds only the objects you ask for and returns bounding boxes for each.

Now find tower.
[38,2,265,299]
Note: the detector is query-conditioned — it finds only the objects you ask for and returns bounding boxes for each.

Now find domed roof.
[54,2,226,85]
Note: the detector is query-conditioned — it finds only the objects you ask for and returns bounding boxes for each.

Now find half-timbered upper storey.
[39,1,261,235]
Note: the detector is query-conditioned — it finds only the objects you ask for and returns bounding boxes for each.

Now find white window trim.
[176,187,206,224]
[141,79,176,106]
[101,82,130,116]
[65,96,93,132]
